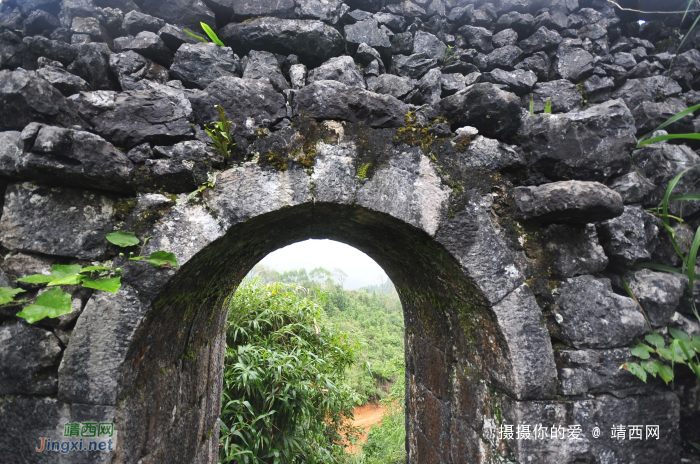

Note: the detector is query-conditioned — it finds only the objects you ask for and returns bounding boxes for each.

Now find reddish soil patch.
[344,403,386,454]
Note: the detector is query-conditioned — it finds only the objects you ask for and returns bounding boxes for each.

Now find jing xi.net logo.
[35,422,116,454]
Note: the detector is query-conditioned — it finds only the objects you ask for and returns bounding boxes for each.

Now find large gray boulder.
[139,0,216,30]
[553,275,647,349]
[0,131,23,178]
[518,26,562,53]
[170,43,241,90]
[556,347,646,396]
[623,268,686,327]
[295,0,345,23]
[545,224,608,278]
[522,79,583,113]
[35,65,90,96]
[220,17,345,66]
[307,55,365,89]
[390,53,438,80]
[9,124,135,193]
[122,10,165,35]
[292,80,409,128]
[597,205,659,270]
[59,285,146,405]
[123,31,174,66]
[555,39,594,81]
[242,50,289,92]
[231,0,296,19]
[458,134,525,172]
[0,322,62,395]
[514,180,624,224]
[632,142,700,217]
[412,30,447,63]
[486,68,537,95]
[366,73,414,99]
[437,82,522,141]
[0,68,77,131]
[458,25,493,54]
[109,51,169,91]
[189,76,286,136]
[0,182,119,260]
[67,42,119,91]
[611,75,683,111]
[68,86,193,150]
[521,99,636,181]
[344,17,392,56]
[405,68,442,106]
[22,36,75,66]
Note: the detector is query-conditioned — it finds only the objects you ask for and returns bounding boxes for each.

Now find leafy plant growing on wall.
[621,104,700,386]
[183,22,225,46]
[2,232,177,323]
[205,105,235,159]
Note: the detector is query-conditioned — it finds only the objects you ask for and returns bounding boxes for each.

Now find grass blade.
[637,103,700,145]
[670,194,700,201]
[674,13,700,64]
[183,28,208,43]
[686,225,700,298]
[621,276,653,331]
[201,22,225,46]
[661,164,700,232]
[638,132,700,146]
[634,262,684,274]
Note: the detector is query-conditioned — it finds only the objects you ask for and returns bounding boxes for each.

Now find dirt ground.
[344,403,386,454]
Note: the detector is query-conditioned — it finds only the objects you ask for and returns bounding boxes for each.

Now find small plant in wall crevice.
[0,231,178,324]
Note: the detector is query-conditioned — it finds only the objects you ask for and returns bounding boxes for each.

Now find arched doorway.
[53,144,556,463]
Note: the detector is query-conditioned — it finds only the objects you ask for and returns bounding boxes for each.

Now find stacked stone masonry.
[1,0,700,462]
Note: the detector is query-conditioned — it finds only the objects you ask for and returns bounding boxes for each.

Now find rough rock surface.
[514,181,624,224]
[0,182,118,260]
[58,285,146,404]
[623,268,685,327]
[0,68,77,131]
[1,0,697,462]
[170,43,240,90]
[437,83,522,141]
[220,18,345,66]
[189,76,286,136]
[553,275,647,349]
[0,322,62,395]
[69,86,193,149]
[524,79,583,113]
[366,73,414,99]
[109,51,169,91]
[521,99,636,181]
[293,80,409,128]
[13,124,135,193]
[307,55,365,89]
[597,205,659,270]
[545,224,608,278]
[556,347,643,396]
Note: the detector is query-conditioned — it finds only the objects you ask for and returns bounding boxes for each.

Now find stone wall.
[1,0,699,462]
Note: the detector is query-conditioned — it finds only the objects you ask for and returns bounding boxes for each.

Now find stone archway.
[47,137,557,464]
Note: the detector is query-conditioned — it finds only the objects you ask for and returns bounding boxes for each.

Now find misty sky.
[257,239,389,290]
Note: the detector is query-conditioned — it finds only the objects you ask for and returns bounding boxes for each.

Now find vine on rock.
[1,231,177,324]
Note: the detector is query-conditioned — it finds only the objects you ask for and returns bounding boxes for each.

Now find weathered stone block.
[0,182,119,260]
[521,99,636,181]
[514,181,624,224]
[552,275,647,349]
[0,321,61,395]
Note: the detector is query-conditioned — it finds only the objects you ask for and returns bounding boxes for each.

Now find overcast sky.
[257,239,389,290]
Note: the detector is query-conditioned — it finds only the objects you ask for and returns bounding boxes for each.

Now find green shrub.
[219,281,361,463]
